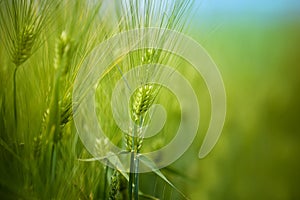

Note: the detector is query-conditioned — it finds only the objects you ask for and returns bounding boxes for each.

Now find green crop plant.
[0,0,58,130]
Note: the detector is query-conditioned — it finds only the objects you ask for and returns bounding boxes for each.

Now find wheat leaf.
[78,151,129,181]
[0,138,23,165]
[138,192,160,200]
[139,155,190,200]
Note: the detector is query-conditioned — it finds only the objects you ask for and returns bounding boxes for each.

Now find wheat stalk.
[115,1,194,198]
[127,83,158,200]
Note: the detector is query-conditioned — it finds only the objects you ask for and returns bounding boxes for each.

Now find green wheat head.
[131,83,156,123]
[12,24,35,66]
[55,32,74,129]
[0,0,58,67]
[124,83,158,153]
[108,170,121,200]
[125,126,143,152]
[54,31,72,74]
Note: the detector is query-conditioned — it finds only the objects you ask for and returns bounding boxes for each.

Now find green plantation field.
[1,0,299,199]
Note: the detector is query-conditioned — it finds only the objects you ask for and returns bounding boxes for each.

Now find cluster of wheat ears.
[0,0,196,199]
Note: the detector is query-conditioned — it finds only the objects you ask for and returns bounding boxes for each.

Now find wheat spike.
[33,135,43,159]
[60,92,72,127]
[131,83,156,122]
[108,170,120,200]
[54,31,72,74]
[12,24,35,66]
[126,84,157,152]
[125,127,143,152]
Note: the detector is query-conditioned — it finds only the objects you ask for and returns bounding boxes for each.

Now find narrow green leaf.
[139,155,190,200]
[78,151,129,181]
[0,138,23,164]
[138,191,160,200]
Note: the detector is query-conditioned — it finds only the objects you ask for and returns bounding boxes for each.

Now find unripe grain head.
[12,24,36,66]
[131,83,156,123]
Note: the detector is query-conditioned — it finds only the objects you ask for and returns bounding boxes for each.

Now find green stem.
[103,162,109,200]
[13,66,18,128]
[50,143,57,182]
[134,155,139,200]
[129,152,139,200]
[133,117,144,200]
[128,122,142,200]
[129,151,135,200]
[129,122,137,199]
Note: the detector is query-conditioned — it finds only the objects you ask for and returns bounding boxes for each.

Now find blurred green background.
[176,0,300,199]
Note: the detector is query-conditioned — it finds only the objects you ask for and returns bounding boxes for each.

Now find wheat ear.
[12,24,36,66]
[127,83,157,200]
[109,170,121,200]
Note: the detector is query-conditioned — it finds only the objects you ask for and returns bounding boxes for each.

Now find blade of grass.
[139,155,190,200]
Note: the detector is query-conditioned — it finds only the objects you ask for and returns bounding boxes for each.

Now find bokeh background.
[175,0,300,199]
